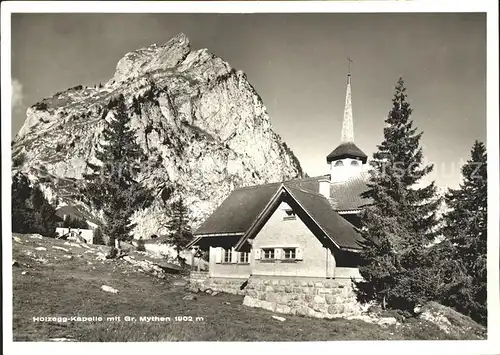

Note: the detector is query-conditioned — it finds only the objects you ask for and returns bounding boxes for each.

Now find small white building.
[55,227,94,244]
[55,205,102,244]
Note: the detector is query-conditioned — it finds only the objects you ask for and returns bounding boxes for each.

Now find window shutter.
[231,248,237,263]
[254,249,261,260]
[275,248,282,260]
[295,247,303,260]
[215,247,222,263]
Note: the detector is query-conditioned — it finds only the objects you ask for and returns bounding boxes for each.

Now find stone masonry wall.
[190,271,247,295]
[190,271,210,284]
[242,276,363,319]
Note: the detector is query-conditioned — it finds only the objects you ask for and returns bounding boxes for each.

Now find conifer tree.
[165,197,193,262]
[62,215,89,229]
[355,78,441,311]
[12,172,57,237]
[82,94,153,246]
[12,172,36,234]
[436,140,487,324]
[31,185,58,237]
[136,236,146,252]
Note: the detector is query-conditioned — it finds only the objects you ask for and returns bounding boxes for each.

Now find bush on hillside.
[136,237,146,252]
[12,152,26,168]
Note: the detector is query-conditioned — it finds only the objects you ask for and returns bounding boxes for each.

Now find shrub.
[105,247,118,259]
[12,152,26,168]
[136,237,146,252]
[93,228,105,245]
[32,102,48,110]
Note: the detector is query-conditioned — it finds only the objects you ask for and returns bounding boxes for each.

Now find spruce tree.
[12,173,36,234]
[165,197,193,263]
[31,185,58,237]
[12,172,57,237]
[437,140,487,324]
[355,77,441,311]
[82,94,153,246]
[62,215,89,229]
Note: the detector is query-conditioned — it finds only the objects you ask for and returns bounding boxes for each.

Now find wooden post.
[191,248,195,272]
[197,249,201,272]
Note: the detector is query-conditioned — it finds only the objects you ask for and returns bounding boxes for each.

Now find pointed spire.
[341,59,354,143]
[326,58,367,169]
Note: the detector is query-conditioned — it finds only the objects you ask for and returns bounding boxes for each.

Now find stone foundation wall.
[242,276,363,319]
[190,272,247,295]
[190,271,210,284]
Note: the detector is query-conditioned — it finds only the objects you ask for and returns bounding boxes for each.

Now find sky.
[11,13,486,189]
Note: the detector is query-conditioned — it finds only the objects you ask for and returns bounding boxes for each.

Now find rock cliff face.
[12,33,303,238]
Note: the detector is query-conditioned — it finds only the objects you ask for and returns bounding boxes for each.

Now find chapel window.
[262,248,275,260]
[239,252,249,263]
[283,248,297,260]
[223,248,232,263]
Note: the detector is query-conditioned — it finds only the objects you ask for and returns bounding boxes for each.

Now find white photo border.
[2,1,498,355]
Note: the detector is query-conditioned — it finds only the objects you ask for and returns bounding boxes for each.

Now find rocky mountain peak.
[12,33,304,239]
[110,32,192,85]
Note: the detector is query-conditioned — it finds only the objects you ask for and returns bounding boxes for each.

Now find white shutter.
[231,248,237,263]
[254,249,261,260]
[275,248,282,260]
[215,247,222,263]
[295,247,303,260]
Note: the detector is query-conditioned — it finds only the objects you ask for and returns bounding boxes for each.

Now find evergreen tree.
[31,185,58,237]
[12,173,36,234]
[355,78,441,311]
[81,94,153,246]
[12,172,57,237]
[436,140,487,324]
[165,197,193,262]
[62,215,89,229]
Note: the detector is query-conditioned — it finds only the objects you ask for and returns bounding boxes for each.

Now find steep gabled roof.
[285,186,365,250]
[328,172,372,211]
[189,171,372,249]
[232,185,364,252]
[193,182,281,236]
[286,172,372,212]
[326,142,368,163]
[189,180,364,251]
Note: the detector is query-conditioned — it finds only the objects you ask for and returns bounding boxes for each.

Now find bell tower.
[326,60,367,183]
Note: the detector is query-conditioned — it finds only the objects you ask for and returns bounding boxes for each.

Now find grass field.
[11,233,484,342]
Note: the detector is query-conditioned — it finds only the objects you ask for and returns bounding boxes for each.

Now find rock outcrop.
[418,302,486,339]
[12,33,303,238]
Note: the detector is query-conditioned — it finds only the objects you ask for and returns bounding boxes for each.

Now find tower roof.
[326,142,368,163]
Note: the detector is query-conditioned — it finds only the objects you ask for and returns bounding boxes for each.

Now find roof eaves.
[193,232,244,237]
[337,209,362,214]
[341,246,363,253]
[185,236,202,249]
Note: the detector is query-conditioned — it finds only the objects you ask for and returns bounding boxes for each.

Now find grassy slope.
[12,234,482,342]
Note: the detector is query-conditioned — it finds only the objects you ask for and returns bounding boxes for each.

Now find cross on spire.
[347,57,353,84]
